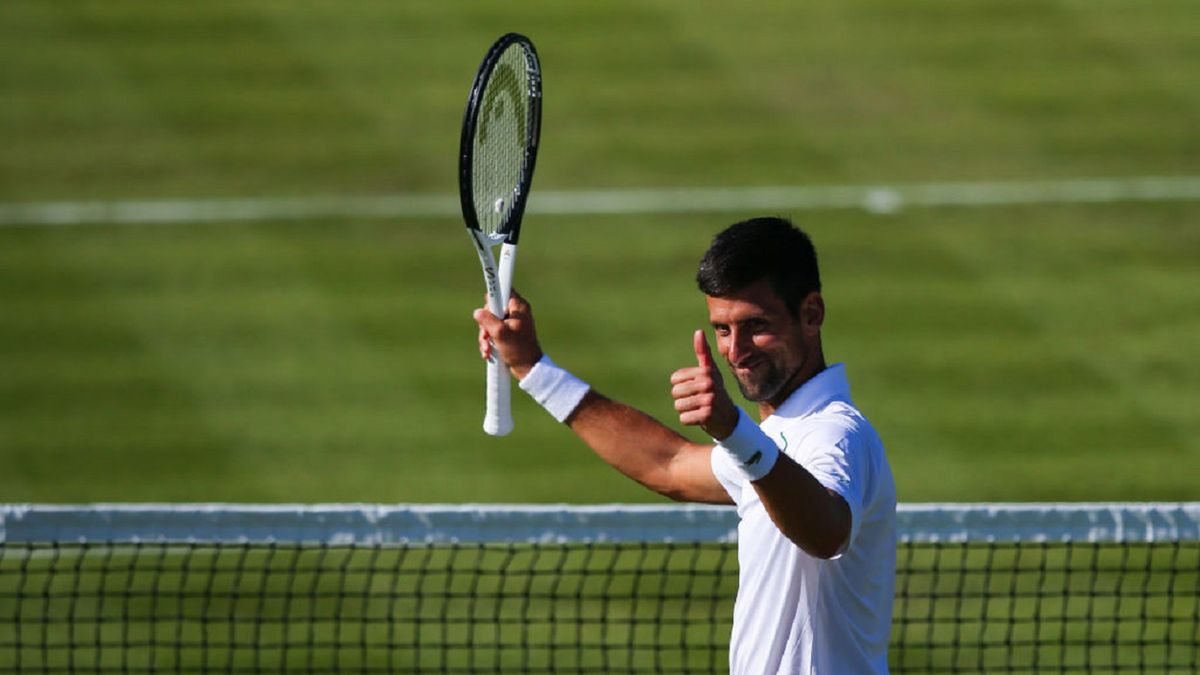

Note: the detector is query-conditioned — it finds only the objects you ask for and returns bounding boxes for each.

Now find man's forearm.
[752,457,851,559]
[472,299,729,506]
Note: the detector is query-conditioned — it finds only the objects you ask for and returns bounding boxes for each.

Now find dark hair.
[696,216,821,313]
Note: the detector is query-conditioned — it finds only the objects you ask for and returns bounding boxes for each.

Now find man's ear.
[801,292,825,335]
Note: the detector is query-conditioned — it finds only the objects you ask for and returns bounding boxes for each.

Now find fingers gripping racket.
[459,33,542,436]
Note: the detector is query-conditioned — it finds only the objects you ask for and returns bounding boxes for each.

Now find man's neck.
[757,352,827,420]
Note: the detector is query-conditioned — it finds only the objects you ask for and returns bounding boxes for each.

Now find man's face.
[706,280,814,405]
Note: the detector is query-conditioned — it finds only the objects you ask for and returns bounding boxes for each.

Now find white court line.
[1,176,1198,227]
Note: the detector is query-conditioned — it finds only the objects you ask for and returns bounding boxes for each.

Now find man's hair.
[696,216,821,313]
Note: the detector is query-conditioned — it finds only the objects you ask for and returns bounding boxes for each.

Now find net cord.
[2,503,1198,546]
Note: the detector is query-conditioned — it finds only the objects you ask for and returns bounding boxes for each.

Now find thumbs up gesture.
[670,330,739,440]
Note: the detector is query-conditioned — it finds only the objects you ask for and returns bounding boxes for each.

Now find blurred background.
[2,0,1197,504]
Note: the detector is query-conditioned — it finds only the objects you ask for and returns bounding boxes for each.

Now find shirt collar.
[764,363,851,424]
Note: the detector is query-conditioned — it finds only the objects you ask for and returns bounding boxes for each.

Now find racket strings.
[472,45,532,238]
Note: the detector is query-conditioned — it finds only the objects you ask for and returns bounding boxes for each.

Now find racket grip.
[484,352,514,436]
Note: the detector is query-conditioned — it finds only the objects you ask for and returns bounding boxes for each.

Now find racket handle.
[483,242,517,436]
[484,353,514,436]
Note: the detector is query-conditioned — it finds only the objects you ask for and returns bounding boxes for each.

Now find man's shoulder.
[769,399,883,464]
[776,397,871,438]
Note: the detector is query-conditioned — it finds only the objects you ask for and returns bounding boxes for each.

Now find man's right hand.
[670,329,739,440]
[473,290,544,381]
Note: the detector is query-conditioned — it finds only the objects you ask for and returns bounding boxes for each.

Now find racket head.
[459,33,542,246]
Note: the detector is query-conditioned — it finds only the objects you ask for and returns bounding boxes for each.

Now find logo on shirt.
[779,432,788,453]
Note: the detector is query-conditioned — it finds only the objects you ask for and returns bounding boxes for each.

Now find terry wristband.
[715,408,780,481]
[518,355,591,424]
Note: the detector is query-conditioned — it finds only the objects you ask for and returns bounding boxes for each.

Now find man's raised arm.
[473,292,729,505]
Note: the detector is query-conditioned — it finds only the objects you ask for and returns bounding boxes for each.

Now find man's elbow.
[799,531,847,560]
[782,513,850,559]
[632,469,693,503]
[806,493,853,559]
[660,484,693,503]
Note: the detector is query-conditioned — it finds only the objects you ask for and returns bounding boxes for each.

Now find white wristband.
[518,355,591,424]
[714,408,779,481]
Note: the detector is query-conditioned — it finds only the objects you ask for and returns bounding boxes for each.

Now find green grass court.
[1,1,1198,504]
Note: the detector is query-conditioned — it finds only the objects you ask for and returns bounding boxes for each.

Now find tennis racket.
[459,33,543,436]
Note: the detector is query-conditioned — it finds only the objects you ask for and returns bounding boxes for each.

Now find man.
[474,216,897,673]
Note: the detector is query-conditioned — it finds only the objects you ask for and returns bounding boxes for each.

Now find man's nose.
[726,328,753,366]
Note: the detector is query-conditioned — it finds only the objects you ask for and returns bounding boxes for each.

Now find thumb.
[693,329,714,368]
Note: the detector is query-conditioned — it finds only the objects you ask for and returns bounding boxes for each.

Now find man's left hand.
[670,329,739,439]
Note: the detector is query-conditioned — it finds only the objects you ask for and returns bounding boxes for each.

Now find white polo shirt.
[711,363,897,674]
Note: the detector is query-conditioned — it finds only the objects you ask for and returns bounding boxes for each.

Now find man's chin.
[735,369,794,404]
[735,378,773,403]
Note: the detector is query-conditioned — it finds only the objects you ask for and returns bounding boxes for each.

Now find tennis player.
[474,216,897,673]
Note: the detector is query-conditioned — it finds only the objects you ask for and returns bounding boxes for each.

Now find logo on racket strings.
[478,63,526,147]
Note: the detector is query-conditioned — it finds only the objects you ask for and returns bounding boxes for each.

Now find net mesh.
[1,504,1196,674]
[470,43,534,238]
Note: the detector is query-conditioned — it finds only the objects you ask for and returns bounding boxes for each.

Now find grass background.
[1,0,1198,504]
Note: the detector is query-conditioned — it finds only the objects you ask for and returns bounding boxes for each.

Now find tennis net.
[1,503,1196,673]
